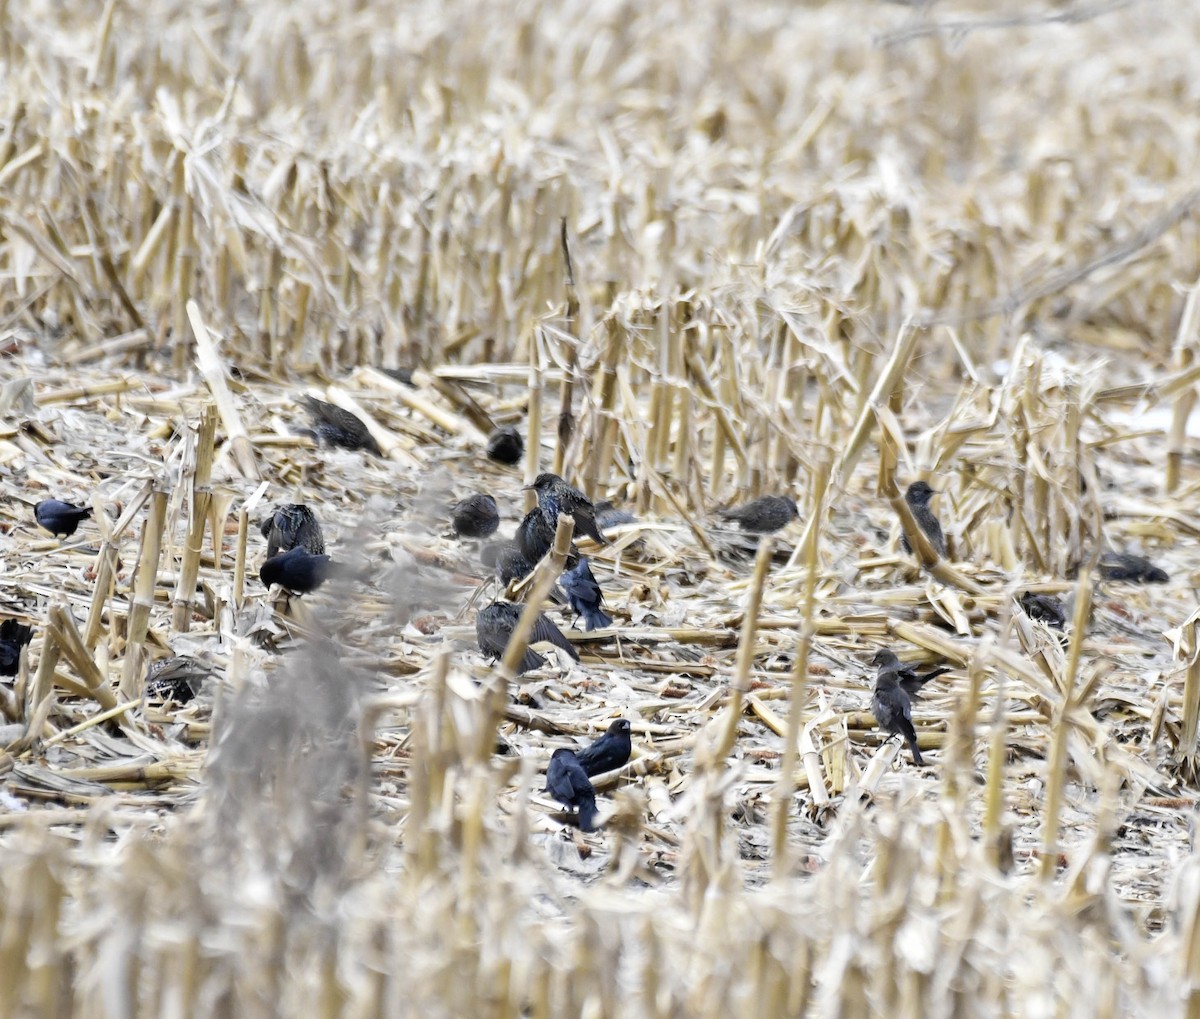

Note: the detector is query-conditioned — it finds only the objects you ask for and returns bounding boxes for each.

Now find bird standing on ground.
[870,649,951,700]
[451,494,500,538]
[1020,591,1067,629]
[718,495,798,533]
[260,504,325,559]
[546,748,598,831]
[575,719,632,777]
[514,507,580,569]
[34,500,92,538]
[526,473,607,545]
[486,426,524,465]
[559,557,612,631]
[302,395,383,455]
[0,619,33,676]
[475,600,579,675]
[871,656,925,766]
[260,546,347,594]
[1098,552,1169,583]
[899,481,947,558]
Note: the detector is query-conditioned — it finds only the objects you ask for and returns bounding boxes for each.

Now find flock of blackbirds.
[2,396,1176,833]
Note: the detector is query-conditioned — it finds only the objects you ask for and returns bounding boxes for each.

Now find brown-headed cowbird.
[899,481,946,558]
[302,395,383,455]
[486,426,524,465]
[872,666,924,766]
[575,718,631,777]
[1098,552,1169,583]
[718,495,798,533]
[260,546,347,594]
[475,600,579,675]
[560,557,612,631]
[0,619,33,676]
[451,494,500,538]
[35,500,92,538]
[546,748,598,831]
[1020,591,1066,629]
[526,473,607,545]
[260,504,325,559]
[871,649,951,700]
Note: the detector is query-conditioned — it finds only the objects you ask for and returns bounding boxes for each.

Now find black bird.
[871,649,950,700]
[560,557,612,631]
[144,654,214,703]
[475,600,579,675]
[451,494,500,539]
[595,500,637,529]
[260,503,325,559]
[718,495,798,533]
[259,546,347,594]
[526,473,607,545]
[514,507,580,569]
[575,719,632,777]
[899,481,947,558]
[481,541,535,585]
[302,395,383,455]
[0,619,33,677]
[486,426,524,465]
[35,500,92,538]
[1098,552,1169,583]
[546,748,598,831]
[871,666,924,766]
[1020,591,1066,629]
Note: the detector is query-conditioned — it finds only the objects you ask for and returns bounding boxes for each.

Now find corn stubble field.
[4,0,1200,1014]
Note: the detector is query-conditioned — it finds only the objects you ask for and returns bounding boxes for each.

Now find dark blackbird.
[1020,591,1066,629]
[35,500,92,538]
[451,494,500,538]
[545,748,598,831]
[514,507,580,569]
[595,500,637,529]
[260,503,325,559]
[526,473,607,545]
[718,495,798,533]
[871,649,950,700]
[302,395,383,455]
[1098,552,1169,583]
[871,667,924,766]
[0,619,33,677]
[899,481,947,558]
[481,541,535,584]
[379,367,414,386]
[575,718,632,777]
[486,426,524,465]
[475,600,580,675]
[259,546,347,594]
[560,557,612,630]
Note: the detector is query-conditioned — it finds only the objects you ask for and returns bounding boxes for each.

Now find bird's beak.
[521,484,534,491]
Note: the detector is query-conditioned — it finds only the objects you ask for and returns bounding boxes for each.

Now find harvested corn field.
[2,0,1200,1014]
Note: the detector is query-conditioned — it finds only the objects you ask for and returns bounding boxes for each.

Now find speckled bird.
[260,503,325,559]
[718,495,798,533]
[451,494,500,539]
[899,481,946,558]
[475,600,579,675]
[526,473,607,545]
[302,395,382,455]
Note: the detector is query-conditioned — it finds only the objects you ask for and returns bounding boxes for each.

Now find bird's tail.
[577,796,598,832]
[901,719,924,766]
[582,606,613,631]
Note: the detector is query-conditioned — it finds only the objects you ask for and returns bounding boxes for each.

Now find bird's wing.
[530,613,580,661]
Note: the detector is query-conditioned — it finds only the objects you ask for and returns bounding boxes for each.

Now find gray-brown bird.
[260,504,325,559]
[899,481,946,558]
[526,473,607,545]
[871,662,924,766]
[475,600,579,675]
[718,495,798,533]
[870,649,950,700]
